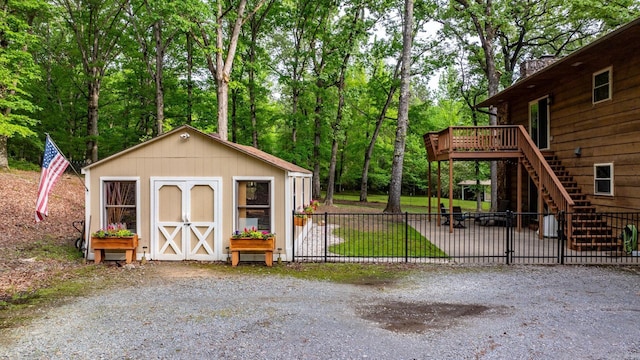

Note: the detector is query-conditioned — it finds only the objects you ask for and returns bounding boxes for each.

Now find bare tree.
[384,0,413,213]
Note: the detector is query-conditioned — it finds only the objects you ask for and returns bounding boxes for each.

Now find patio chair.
[476,200,512,226]
[440,204,470,228]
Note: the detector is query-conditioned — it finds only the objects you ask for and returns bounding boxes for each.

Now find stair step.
[573,234,616,239]
[572,242,621,251]
[573,206,596,211]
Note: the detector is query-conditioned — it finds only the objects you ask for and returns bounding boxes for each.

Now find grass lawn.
[330,192,490,212]
[329,221,448,258]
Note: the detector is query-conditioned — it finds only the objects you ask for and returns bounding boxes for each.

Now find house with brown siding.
[476,17,640,213]
[424,17,640,249]
[82,125,313,263]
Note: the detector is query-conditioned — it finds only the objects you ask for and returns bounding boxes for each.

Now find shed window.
[104,180,138,230]
[236,180,272,232]
[593,67,611,104]
[594,163,614,196]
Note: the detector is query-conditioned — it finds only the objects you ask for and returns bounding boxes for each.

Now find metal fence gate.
[292,211,640,265]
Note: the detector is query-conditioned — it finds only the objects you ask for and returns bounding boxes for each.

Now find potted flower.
[302,204,315,222]
[231,226,275,239]
[311,199,320,210]
[91,223,138,264]
[92,222,135,238]
[229,227,276,267]
[294,206,308,226]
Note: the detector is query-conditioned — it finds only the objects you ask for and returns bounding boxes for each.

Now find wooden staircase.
[423,125,622,251]
[523,152,621,251]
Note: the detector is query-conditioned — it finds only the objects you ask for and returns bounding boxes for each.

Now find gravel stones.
[2,264,639,359]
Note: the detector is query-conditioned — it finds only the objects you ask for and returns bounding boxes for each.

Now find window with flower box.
[235,179,273,233]
[102,179,139,232]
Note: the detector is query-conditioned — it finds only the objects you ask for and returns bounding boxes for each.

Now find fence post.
[506,210,513,264]
[323,212,328,263]
[558,211,565,265]
[405,212,409,263]
[291,210,295,262]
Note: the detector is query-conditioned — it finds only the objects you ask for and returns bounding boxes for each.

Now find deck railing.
[435,126,519,153]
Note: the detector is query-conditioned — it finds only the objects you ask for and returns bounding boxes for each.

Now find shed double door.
[152,179,221,261]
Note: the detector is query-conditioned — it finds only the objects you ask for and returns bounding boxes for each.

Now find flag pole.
[45,133,88,192]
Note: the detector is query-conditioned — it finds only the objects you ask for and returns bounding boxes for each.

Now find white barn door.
[152,179,221,261]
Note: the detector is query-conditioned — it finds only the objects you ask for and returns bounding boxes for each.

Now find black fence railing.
[291,211,640,265]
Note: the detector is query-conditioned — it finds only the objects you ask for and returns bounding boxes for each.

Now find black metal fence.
[291,211,640,265]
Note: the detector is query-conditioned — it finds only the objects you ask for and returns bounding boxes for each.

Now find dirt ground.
[0,169,85,299]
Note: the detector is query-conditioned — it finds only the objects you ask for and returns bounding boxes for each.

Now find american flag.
[35,136,70,222]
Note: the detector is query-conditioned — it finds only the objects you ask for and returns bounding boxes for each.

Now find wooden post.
[449,158,454,233]
[437,161,442,226]
[517,157,522,231]
[428,161,432,221]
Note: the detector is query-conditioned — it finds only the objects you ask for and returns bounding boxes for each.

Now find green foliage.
[7,157,40,171]
[0,0,45,140]
[4,0,637,198]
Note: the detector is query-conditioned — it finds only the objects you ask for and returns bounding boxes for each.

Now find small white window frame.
[592,67,612,104]
[593,163,614,196]
[233,176,275,233]
[99,177,141,235]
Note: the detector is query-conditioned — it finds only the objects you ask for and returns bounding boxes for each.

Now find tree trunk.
[86,70,100,163]
[186,33,193,125]
[216,78,230,140]
[214,0,248,141]
[230,87,239,143]
[359,60,400,202]
[0,135,8,169]
[312,89,322,200]
[154,20,165,136]
[384,0,413,213]
[325,80,347,207]
[249,26,258,148]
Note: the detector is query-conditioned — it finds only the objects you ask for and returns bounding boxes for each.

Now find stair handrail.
[516,125,575,212]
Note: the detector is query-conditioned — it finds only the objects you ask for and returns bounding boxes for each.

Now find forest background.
[2,0,639,207]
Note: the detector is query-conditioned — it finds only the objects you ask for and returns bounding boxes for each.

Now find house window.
[236,180,272,232]
[593,67,612,104]
[529,96,549,149]
[594,163,614,196]
[103,180,138,230]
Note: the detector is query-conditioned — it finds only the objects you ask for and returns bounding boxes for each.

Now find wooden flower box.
[92,235,138,264]
[294,216,307,226]
[229,237,275,267]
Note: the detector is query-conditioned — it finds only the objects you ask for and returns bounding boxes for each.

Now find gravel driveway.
[2,264,640,359]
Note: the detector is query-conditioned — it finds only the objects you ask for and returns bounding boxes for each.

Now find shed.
[81,125,313,263]
[458,180,491,201]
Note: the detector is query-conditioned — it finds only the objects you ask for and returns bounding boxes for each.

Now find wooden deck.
[425,126,625,252]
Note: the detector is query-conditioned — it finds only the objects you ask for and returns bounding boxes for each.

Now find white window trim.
[99,177,141,235]
[593,163,614,196]
[233,176,275,233]
[592,66,612,104]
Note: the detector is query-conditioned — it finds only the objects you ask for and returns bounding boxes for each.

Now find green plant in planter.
[231,226,275,239]
[304,204,314,215]
[92,223,135,238]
